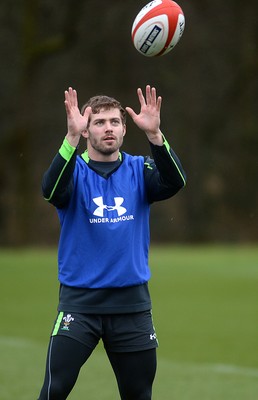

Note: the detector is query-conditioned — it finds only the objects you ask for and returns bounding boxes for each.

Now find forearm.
[145,135,186,202]
[42,138,77,208]
[150,135,186,186]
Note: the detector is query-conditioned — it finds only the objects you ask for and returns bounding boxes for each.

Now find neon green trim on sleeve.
[52,312,64,336]
[44,161,69,202]
[44,138,77,202]
[59,138,77,161]
[162,134,186,187]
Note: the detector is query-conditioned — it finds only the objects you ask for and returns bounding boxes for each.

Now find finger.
[64,88,78,115]
[65,87,77,107]
[64,99,70,115]
[81,106,92,129]
[150,87,157,107]
[64,88,73,108]
[125,106,137,120]
[137,87,146,107]
[83,106,92,118]
[157,95,162,112]
[64,90,70,106]
[64,88,72,110]
[145,85,151,105]
[70,87,78,107]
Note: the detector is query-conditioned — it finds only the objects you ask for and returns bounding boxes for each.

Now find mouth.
[103,135,116,143]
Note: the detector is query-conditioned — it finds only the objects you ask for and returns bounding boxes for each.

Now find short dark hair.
[81,95,126,125]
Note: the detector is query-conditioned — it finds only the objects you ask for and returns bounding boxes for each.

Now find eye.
[111,119,120,126]
[95,120,104,126]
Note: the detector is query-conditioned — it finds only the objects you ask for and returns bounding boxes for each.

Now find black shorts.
[51,310,158,352]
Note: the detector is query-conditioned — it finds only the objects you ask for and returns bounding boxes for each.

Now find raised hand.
[64,87,91,147]
[126,85,163,145]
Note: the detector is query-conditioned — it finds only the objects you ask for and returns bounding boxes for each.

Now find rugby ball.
[131,0,185,57]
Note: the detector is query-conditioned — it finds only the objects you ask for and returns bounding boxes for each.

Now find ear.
[123,124,126,136]
[81,129,89,139]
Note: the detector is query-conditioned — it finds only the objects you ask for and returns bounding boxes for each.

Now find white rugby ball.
[131,0,185,57]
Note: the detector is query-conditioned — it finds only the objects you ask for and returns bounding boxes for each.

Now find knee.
[38,379,70,400]
[120,384,152,400]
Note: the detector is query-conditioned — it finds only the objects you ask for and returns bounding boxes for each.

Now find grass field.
[1,245,257,399]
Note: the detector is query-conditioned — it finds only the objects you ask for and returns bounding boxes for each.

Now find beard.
[87,131,124,156]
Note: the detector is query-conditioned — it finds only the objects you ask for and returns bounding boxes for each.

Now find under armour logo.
[93,196,127,217]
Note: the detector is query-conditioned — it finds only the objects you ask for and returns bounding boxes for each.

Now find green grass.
[1,245,258,399]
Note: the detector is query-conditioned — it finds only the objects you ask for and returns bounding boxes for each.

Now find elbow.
[181,172,187,188]
[41,173,52,201]
[173,171,187,190]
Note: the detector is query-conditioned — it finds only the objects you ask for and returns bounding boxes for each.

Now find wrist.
[65,133,81,147]
[59,137,77,161]
[146,130,164,146]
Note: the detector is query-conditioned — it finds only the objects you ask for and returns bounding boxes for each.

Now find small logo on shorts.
[150,332,157,341]
[61,314,74,331]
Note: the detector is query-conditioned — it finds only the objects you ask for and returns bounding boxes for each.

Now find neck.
[87,148,120,162]
[83,148,121,163]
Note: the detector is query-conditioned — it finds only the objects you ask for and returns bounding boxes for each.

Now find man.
[38,85,186,399]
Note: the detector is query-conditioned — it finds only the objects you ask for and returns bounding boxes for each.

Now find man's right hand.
[64,87,91,147]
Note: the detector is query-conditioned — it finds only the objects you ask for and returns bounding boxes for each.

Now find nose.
[104,121,113,132]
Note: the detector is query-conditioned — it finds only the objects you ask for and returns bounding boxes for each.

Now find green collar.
[81,150,122,163]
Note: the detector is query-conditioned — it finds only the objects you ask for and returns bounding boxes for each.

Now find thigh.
[38,336,93,400]
[107,348,157,400]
